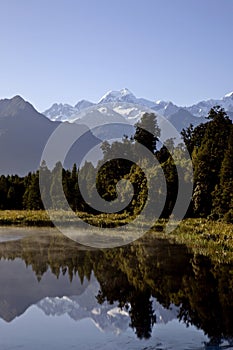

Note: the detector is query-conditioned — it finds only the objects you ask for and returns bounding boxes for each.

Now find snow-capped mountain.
[98,88,137,104]
[37,277,179,335]
[43,88,159,123]
[185,91,233,118]
[153,100,179,118]
[74,104,134,140]
[74,104,128,128]
[43,88,233,134]
[37,279,130,335]
[43,103,78,122]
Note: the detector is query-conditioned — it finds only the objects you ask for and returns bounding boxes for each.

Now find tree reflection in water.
[0,231,232,344]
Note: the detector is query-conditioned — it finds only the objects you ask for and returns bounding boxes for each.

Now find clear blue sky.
[0,0,233,111]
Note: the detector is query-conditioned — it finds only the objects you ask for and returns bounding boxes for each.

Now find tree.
[50,162,65,209]
[192,107,232,217]
[0,176,9,209]
[23,172,43,210]
[134,113,160,154]
[181,122,208,156]
[212,125,233,220]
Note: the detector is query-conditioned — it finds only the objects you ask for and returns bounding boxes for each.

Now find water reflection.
[0,229,232,349]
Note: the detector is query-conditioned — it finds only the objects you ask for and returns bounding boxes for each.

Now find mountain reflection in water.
[0,229,232,350]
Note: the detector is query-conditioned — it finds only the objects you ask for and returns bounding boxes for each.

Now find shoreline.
[0,210,232,262]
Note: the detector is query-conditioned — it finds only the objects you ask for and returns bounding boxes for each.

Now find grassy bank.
[0,210,232,261]
[150,218,233,263]
[0,210,132,227]
[0,210,53,226]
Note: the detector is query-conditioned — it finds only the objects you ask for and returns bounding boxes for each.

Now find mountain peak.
[224,91,233,99]
[12,95,25,102]
[120,87,134,96]
[98,88,136,104]
[0,95,36,116]
[10,95,29,108]
[74,99,94,110]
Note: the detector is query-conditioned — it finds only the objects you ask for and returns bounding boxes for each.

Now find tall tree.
[212,125,233,220]
[134,113,160,154]
[192,107,232,216]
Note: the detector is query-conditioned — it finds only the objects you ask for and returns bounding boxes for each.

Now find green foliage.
[212,125,233,220]
[134,112,160,153]
[192,106,232,217]
[23,172,43,210]
[0,109,232,222]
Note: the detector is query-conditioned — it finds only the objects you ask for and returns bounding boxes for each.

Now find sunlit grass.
[0,210,133,227]
[149,218,233,263]
[0,210,232,262]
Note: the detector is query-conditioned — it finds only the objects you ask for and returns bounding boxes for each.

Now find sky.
[0,0,233,111]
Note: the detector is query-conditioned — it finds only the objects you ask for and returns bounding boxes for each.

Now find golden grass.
[0,211,232,262]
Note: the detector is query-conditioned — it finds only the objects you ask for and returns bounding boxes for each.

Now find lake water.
[0,227,232,350]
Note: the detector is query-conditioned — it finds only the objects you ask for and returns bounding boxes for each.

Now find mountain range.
[0,89,233,175]
[37,278,179,334]
[43,88,233,132]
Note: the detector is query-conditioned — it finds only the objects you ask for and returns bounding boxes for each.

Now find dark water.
[0,228,232,350]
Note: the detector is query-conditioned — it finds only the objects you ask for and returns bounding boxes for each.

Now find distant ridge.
[43,88,233,132]
[0,95,100,175]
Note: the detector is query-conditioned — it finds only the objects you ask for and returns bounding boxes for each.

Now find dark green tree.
[212,125,233,220]
[134,113,160,154]
[192,106,232,217]
[23,172,43,210]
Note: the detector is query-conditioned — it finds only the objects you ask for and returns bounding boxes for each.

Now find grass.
[0,210,232,262]
[149,218,233,263]
[0,210,133,227]
[0,210,52,226]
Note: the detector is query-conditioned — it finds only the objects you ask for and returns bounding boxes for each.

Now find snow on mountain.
[43,103,78,122]
[152,299,179,324]
[98,88,137,104]
[152,100,179,118]
[37,276,179,335]
[43,89,233,136]
[43,88,159,124]
[185,92,233,118]
[74,104,128,128]
[113,104,148,122]
[43,100,94,122]
[224,91,233,98]
[73,104,134,140]
[37,278,130,335]
[185,99,219,118]
[222,92,233,110]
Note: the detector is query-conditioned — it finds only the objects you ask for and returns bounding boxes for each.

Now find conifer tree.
[134,113,160,154]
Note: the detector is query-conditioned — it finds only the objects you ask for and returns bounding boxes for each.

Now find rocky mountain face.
[0,96,100,175]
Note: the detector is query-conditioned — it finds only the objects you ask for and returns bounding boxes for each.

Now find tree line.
[0,106,232,222]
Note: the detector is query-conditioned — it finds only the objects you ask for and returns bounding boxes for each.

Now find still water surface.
[0,227,232,350]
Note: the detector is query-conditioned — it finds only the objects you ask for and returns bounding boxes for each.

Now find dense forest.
[0,106,232,222]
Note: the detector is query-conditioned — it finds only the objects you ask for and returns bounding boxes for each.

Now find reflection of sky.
[0,305,209,350]
[0,233,230,350]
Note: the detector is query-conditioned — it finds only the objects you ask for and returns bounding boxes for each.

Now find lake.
[0,227,232,350]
